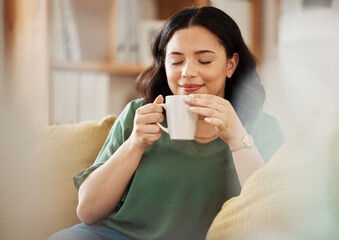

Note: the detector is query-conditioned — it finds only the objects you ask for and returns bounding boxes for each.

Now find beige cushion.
[206,108,339,240]
[32,115,116,239]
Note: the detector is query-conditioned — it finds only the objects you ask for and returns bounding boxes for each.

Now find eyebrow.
[167,50,216,56]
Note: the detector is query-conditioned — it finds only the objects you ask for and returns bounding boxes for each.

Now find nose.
[181,62,197,79]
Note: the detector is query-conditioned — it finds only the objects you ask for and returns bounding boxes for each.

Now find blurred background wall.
[262,0,339,134]
[2,0,339,134]
[2,0,268,127]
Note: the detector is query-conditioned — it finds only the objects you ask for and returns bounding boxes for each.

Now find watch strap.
[229,134,254,152]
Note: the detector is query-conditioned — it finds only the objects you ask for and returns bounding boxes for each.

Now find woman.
[49,6,284,240]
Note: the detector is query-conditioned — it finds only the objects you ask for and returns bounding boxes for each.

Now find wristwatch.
[229,134,254,152]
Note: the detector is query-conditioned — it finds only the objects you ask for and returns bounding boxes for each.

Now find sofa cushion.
[32,115,116,239]
[206,108,339,239]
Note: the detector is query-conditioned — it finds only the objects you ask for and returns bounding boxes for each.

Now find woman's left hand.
[185,94,247,146]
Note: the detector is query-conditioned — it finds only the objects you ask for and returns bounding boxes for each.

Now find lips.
[180,84,203,92]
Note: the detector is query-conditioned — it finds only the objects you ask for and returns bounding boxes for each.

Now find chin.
[179,89,205,95]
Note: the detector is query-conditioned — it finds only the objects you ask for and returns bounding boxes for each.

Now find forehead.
[166,26,225,53]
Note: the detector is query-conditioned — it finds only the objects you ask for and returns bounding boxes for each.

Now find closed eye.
[199,60,212,64]
[171,61,184,65]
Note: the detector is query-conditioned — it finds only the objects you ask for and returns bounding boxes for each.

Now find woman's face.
[164,26,238,97]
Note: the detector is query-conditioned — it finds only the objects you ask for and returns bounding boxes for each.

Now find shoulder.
[130,98,147,108]
[103,98,147,146]
[118,98,147,119]
[125,98,147,112]
[115,98,147,124]
[111,98,147,133]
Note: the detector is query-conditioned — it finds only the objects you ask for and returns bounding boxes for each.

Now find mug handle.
[156,103,169,134]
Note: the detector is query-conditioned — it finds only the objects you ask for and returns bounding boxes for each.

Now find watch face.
[229,134,254,152]
[243,135,254,147]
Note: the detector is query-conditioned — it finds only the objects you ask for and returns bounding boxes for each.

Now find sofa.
[30,109,338,240]
[31,115,117,240]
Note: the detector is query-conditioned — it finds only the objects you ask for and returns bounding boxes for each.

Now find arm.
[185,94,265,187]
[77,96,164,224]
[230,138,265,187]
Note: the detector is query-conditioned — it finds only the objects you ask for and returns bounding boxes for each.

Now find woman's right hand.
[129,95,164,151]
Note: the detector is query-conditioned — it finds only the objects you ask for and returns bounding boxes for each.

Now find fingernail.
[185,97,191,102]
[205,118,211,122]
[188,107,195,111]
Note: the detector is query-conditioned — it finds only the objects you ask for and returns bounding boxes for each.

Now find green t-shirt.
[73,98,284,240]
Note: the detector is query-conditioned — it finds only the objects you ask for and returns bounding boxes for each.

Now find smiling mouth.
[180,84,203,92]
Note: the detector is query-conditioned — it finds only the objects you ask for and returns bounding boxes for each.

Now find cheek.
[201,71,227,92]
[165,67,182,95]
[165,66,180,84]
[205,64,228,83]
[201,72,222,84]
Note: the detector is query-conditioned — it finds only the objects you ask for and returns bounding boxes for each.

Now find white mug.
[156,95,198,140]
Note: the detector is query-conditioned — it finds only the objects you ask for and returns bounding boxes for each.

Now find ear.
[227,53,239,78]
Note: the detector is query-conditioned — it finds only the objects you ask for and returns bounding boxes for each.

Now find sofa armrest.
[32,115,116,239]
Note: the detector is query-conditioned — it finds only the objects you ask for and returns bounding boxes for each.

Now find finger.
[204,117,225,128]
[135,112,164,124]
[142,124,161,134]
[184,97,221,112]
[141,133,162,143]
[188,106,220,118]
[187,94,226,105]
[153,95,164,104]
[136,103,163,115]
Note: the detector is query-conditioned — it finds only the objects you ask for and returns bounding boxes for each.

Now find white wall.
[261,0,280,62]
[210,0,253,49]
[262,0,339,134]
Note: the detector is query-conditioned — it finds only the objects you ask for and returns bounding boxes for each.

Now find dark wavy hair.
[136,6,265,123]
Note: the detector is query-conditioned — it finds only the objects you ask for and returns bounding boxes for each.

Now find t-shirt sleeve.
[245,112,285,163]
[72,99,146,190]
